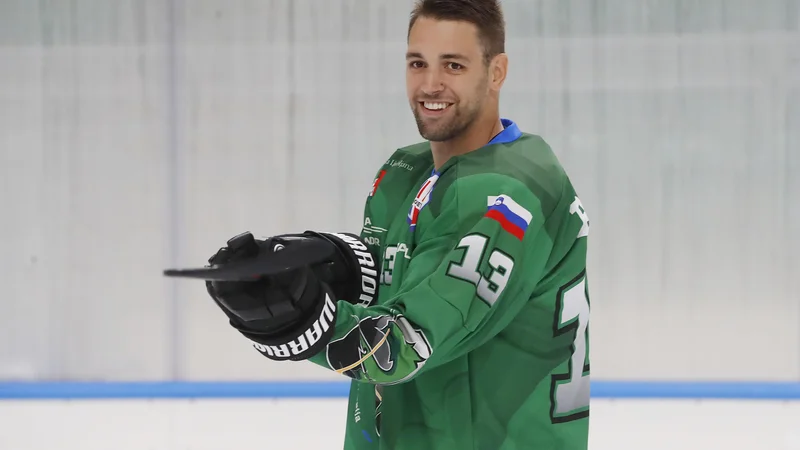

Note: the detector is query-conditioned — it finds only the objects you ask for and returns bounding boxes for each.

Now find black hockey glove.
[205,231,379,361]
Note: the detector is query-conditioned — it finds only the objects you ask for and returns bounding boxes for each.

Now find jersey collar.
[432,118,523,176]
[487,118,522,145]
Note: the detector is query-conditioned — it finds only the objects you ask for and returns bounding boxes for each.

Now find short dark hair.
[408,0,506,66]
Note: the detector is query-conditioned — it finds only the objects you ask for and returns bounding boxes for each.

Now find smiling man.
[406,3,508,169]
[201,1,591,449]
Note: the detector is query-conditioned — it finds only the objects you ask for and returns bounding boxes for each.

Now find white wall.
[0,0,798,382]
[0,399,798,450]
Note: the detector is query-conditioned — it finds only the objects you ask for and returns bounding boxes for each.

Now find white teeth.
[423,102,449,111]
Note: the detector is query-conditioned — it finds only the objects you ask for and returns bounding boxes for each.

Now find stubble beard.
[413,102,480,142]
[412,77,488,143]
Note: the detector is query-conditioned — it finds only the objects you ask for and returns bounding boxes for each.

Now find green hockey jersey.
[308,119,591,450]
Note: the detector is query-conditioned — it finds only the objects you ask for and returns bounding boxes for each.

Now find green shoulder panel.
[429,134,570,227]
[381,141,433,173]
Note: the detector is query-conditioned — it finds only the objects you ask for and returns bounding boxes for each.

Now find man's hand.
[205,231,379,361]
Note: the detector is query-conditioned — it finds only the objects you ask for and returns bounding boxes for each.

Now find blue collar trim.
[488,118,522,145]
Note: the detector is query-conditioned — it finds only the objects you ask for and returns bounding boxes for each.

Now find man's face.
[406,17,491,142]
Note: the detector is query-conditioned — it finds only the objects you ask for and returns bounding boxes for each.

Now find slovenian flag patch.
[486,194,533,240]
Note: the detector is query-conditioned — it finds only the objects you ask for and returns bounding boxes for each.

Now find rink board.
[0,380,798,400]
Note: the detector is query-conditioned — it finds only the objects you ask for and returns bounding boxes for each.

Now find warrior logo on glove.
[325,233,379,308]
[204,230,380,362]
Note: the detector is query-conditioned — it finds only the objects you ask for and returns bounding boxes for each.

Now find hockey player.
[203,0,591,448]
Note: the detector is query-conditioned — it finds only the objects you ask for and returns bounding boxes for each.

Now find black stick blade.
[163,239,335,281]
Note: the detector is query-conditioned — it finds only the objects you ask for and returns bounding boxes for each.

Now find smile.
[420,102,453,113]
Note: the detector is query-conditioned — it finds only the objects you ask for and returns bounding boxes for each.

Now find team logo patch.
[486,194,533,240]
[407,171,440,229]
[325,314,431,384]
[369,170,387,197]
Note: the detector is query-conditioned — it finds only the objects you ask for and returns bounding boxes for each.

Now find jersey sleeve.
[307,172,574,385]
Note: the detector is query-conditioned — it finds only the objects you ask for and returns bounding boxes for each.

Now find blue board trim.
[0,381,798,400]
[590,381,800,400]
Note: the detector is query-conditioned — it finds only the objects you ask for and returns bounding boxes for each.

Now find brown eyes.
[408,61,465,71]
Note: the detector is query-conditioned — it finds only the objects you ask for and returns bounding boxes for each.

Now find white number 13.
[446,234,514,306]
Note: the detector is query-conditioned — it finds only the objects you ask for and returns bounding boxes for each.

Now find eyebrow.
[405,52,471,63]
[441,53,470,62]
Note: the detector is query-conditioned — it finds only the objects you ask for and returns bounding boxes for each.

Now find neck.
[431,113,504,170]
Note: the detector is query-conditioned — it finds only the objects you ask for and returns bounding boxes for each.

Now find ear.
[489,53,508,91]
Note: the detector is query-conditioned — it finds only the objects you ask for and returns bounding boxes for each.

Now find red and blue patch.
[485,194,533,240]
[407,171,440,230]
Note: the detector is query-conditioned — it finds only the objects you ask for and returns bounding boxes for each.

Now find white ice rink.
[1,398,798,450]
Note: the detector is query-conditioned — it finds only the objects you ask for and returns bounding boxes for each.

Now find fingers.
[209,232,259,265]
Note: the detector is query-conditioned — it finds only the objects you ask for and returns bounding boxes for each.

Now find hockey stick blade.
[163,239,335,281]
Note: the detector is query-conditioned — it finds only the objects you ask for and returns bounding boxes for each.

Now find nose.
[420,67,444,96]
